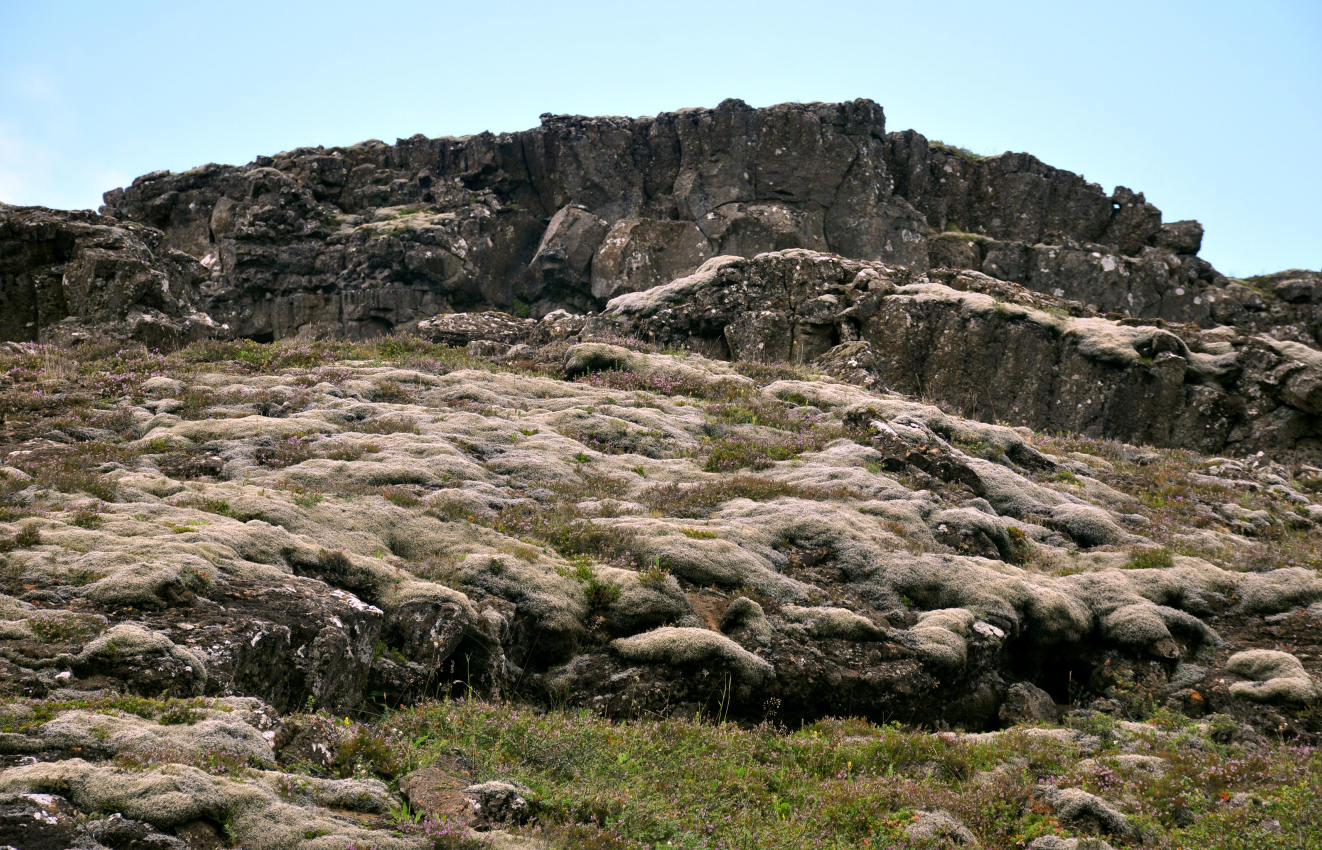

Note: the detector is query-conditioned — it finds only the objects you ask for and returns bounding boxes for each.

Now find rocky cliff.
[86,98,1319,345]
[583,251,1322,459]
[0,205,214,349]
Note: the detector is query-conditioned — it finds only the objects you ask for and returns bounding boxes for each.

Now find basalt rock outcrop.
[96,99,925,339]
[0,204,214,349]
[586,250,1322,459]
[3,98,1319,354]
[80,98,1318,346]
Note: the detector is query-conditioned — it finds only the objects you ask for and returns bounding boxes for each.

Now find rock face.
[3,98,1319,353]
[586,250,1322,459]
[95,100,925,339]
[75,97,1312,345]
[0,204,213,349]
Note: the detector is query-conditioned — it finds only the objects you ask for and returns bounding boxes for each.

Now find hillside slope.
[1,100,1320,849]
[1,327,1320,847]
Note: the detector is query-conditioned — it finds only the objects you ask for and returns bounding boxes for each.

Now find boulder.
[531,205,609,292]
[905,809,978,845]
[462,780,535,828]
[999,681,1059,725]
[590,218,713,300]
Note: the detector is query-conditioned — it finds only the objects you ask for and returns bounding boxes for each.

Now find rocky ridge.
[1,100,1321,848]
[31,97,1319,347]
[5,99,1320,460]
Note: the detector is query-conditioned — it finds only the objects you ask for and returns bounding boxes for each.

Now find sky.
[1,0,1318,277]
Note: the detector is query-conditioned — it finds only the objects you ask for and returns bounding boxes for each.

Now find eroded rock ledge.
[0,204,214,348]
[585,250,1322,459]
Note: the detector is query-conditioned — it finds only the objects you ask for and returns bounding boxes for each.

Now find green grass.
[1126,546,1175,570]
[310,697,1322,850]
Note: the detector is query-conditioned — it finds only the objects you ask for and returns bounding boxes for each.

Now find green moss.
[929,139,985,161]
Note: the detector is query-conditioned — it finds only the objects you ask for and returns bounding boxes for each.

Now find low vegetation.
[3,334,1322,848]
[301,697,1322,850]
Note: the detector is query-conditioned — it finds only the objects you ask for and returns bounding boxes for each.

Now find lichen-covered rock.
[415,311,535,346]
[2,325,1321,802]
[1033,786,1140,840]
[611,627,773,686]
[1225,649,1317,704]
[0,759,416,850]
[588,249,1322,459]
[75,624,208,697]
[905,809,978,845]
[0,792,90,850]
[1028,836,1116,850]
[33,708,274,768]
[463,780,534,828]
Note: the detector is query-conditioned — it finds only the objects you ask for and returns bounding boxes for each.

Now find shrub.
[641,476,857,518]
[491,503,647,570]
[332,726,406,779]
[381,486,422,508]
[574,368,713,399]
[254,435,315,468]
[702,425,841,472]
[584,574,621,610]
[705,398,822,431]
[356,416,419,435]
[184,498,264,522]
[368,381,418,404]
[1126,546,1175,570]
[0,522,41,553]
[9,441,127,501]
[13,522,40,548]
[637,561,671,589]
[153,443,225,479]
[324,443,371,461]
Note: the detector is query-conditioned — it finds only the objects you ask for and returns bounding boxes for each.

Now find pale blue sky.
[1,0,1318,277]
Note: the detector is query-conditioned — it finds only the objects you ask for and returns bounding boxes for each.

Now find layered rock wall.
[99,100,928,338]
[91,98,1314,343]
[588,251,1322,459]
[0,204,212,348]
